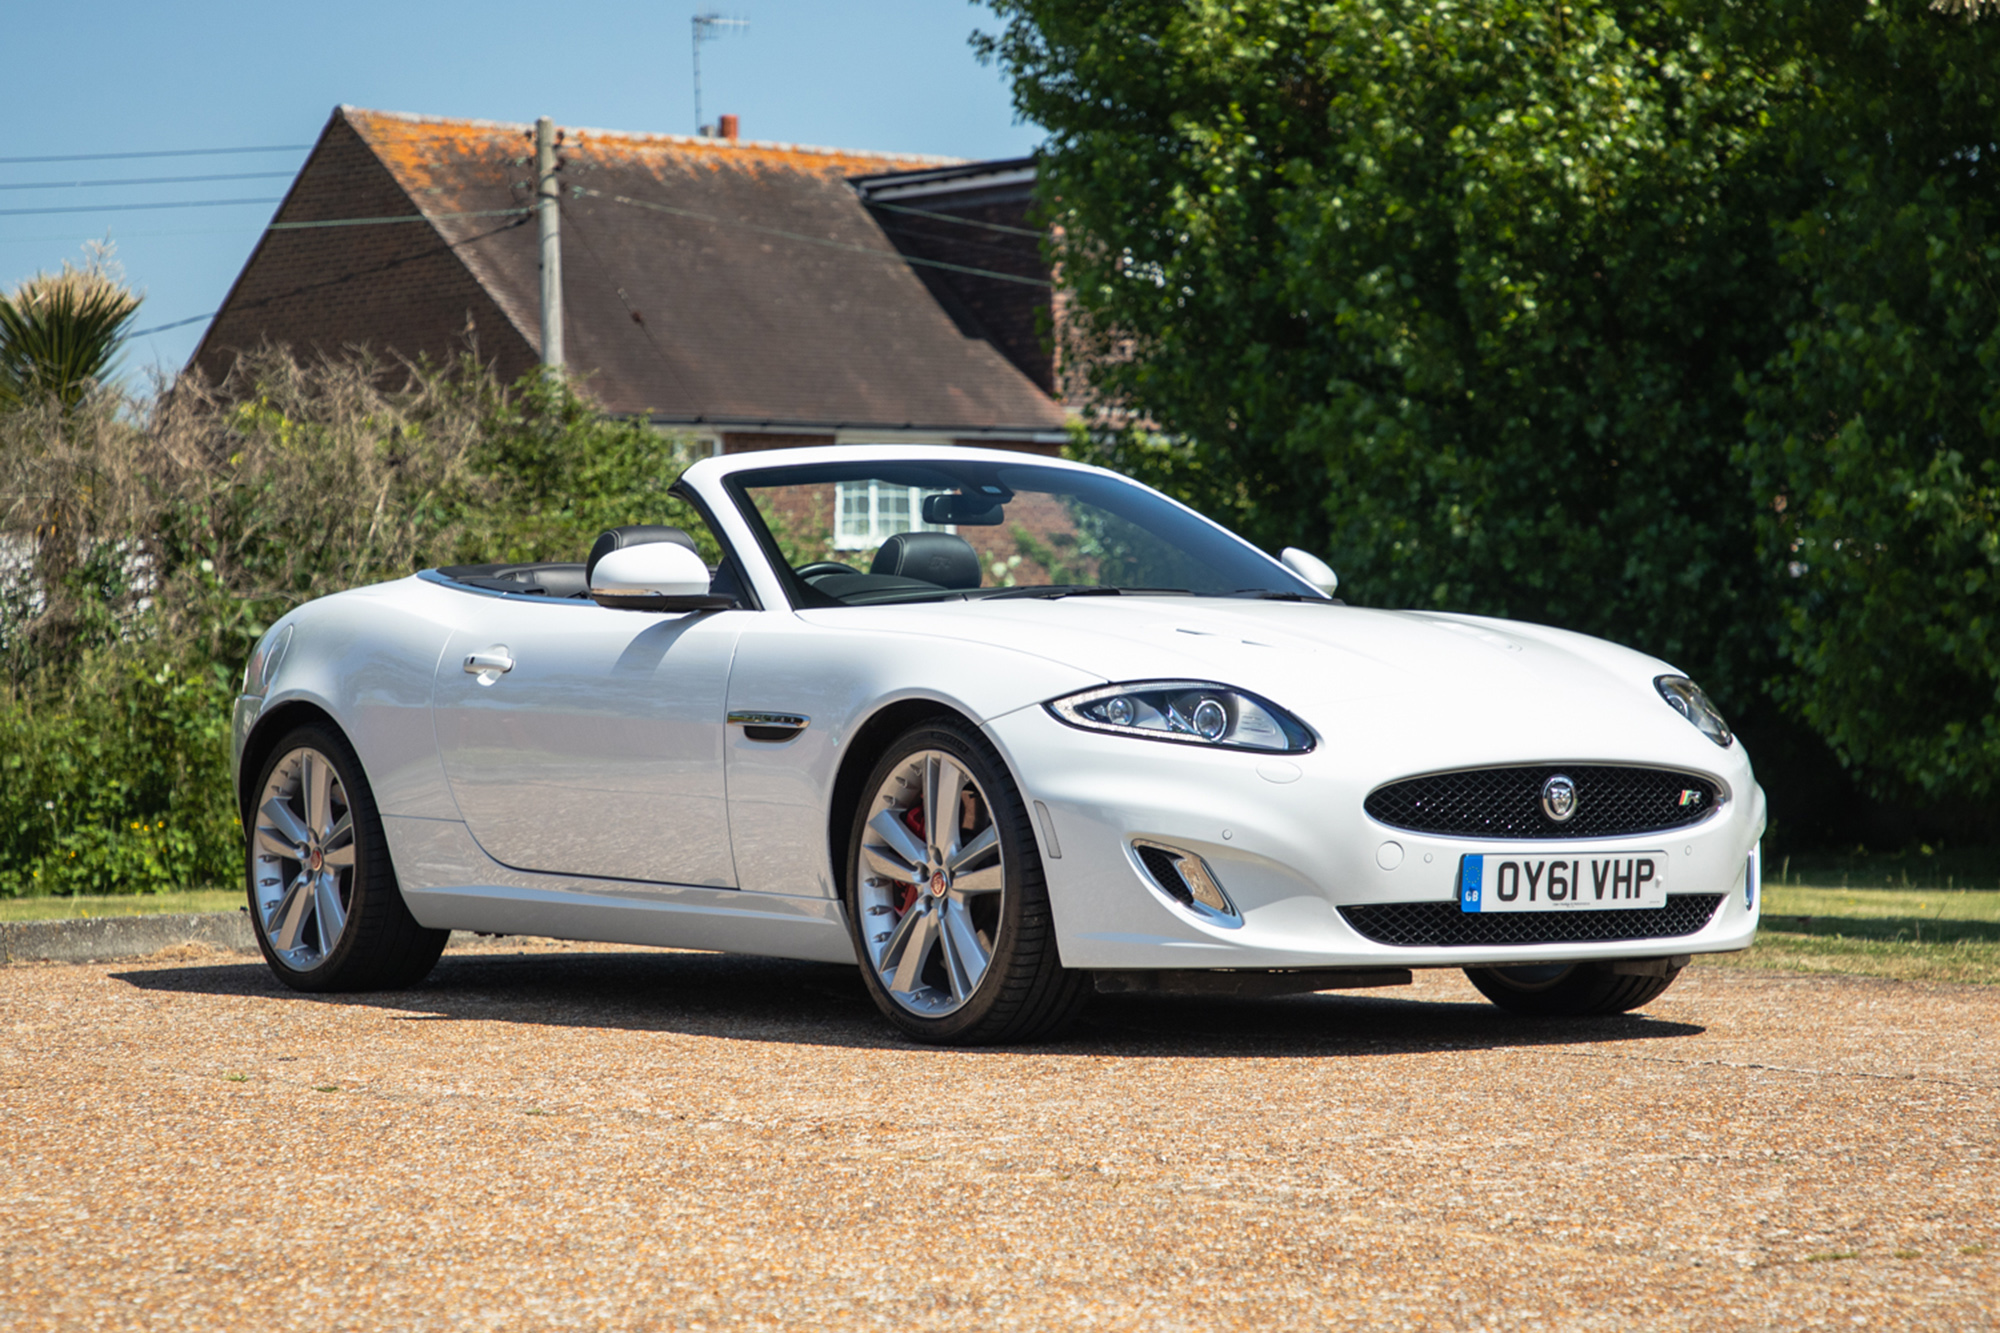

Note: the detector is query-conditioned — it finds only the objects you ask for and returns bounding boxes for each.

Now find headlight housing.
[1046,681,1315,753]
[1655,675,1732,748]
[240,624,294,696]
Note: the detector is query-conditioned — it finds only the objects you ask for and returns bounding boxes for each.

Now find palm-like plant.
[0,246,141,412]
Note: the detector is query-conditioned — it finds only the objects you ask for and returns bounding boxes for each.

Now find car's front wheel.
[1463,960,1681,1016]
[845,718,1087,1045]
[246,724,448,992]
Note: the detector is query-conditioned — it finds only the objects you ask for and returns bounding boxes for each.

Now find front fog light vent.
[1134,840,1240,925]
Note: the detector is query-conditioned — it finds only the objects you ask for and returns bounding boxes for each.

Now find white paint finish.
[244,584,461,820]
[382,815,851,962]
[720,612,1101,897]
[982,703,1762,969]
[430,599,744,886]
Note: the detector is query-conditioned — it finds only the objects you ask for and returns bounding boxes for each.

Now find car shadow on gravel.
[114,947,1704,1057]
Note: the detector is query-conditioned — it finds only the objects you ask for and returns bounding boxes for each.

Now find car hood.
[799,597,1737,776]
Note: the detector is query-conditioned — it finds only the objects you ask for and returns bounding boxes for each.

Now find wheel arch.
[237,699,345,827]
[825,697,982,897]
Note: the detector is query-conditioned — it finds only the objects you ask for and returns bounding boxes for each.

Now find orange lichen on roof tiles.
[342,106,963,197]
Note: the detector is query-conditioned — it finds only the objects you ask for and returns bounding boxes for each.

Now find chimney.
[719,114,739,142]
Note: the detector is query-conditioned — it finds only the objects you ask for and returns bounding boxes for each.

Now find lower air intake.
[1340,895,1724,948]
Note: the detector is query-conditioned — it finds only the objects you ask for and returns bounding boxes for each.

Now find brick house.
[193,107,1068,456]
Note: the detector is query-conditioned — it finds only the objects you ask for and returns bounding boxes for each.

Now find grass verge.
[1700,883,2000,985]
[0,890,239,923]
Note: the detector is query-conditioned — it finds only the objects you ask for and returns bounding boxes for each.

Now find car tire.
[245,724,448,992]
[844,717,1089,1045]
[1463,960,1680,1016]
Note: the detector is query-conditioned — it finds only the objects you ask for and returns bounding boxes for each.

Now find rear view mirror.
[921,492,1006,526]
[1280,548,1340,597]
[588,542,734,611]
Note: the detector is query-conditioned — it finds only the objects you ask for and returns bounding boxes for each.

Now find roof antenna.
[692,11,749,136]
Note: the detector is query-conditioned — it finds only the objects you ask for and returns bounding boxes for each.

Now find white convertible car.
[231,445,1763,1043]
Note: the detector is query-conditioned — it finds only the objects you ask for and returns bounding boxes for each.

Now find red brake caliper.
[894,803,926,916]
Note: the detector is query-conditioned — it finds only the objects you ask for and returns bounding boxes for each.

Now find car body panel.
[430,597,743,886]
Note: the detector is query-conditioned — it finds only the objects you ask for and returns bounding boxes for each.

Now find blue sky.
[1,0,1039,380]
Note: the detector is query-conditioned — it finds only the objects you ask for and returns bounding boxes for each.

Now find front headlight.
[1046,681,1315,753]
[240,623,294,696]
[1655,675,1733,748]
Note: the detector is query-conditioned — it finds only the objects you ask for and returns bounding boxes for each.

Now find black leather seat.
[869,532,982,589]
[585,525,699,584]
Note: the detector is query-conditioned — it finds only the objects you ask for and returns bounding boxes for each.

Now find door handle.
[464,648,514,684]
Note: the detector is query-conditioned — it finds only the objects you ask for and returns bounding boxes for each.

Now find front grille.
[1364,765,1720,839]
[1340,895,1723,947]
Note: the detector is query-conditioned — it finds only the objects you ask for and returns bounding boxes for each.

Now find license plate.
[1459,853,1669,913]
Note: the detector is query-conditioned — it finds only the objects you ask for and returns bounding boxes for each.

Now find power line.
[126,214,533,343]
[574,187,1053,289]
[1,197,282,218]
[0,144,310,166]
[0,171,297,192]
[269,209,530,230]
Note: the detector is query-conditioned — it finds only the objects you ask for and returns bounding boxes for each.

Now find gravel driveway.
[2,939,1995,1331]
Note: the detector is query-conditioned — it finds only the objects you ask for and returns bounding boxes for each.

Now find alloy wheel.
[250,746,356,970]
[856,749,1008,1017]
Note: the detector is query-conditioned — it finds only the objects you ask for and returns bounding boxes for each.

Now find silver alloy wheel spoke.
[303,754,333,839]
[273,875,313,951]
[320,813,356,870]
[313,873,347,956]
[254,825,301,861]
[866,809,927,874]
[949,862,1005,898]
[947,824,998,876]
[856,747,1008,1019]
[924,755,966,865]
[259,798,310,851]
[888,907,936,995]
[939,904,988,1000]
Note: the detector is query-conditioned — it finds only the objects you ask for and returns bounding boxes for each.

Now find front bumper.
[985,706,1764,972]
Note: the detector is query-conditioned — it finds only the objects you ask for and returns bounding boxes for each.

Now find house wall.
[191,116,537,387]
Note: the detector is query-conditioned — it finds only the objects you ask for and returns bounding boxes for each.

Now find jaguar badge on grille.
[1541,773,1578,822]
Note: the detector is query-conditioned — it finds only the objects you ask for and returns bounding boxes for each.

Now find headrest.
[870,531,982,590]
[586,525,698,583]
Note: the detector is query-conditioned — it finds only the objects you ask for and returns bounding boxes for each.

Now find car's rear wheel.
[845,719,1088,1045]
[1463,960,1681,1016]
[247,724,447,992]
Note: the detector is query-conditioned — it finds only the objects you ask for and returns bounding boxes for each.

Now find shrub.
[0,350,694,895]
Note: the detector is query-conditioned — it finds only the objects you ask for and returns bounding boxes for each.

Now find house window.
[833,481,954,549]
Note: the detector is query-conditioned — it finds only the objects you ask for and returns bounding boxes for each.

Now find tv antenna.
[692,11,749,135]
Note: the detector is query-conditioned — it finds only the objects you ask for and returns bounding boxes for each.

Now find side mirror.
[1280,548,1340,598]
[588,542,734,611]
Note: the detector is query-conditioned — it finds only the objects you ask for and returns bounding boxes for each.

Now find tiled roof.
[199,107,1065,436]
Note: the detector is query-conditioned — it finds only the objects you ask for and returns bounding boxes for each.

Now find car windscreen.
[726,460,1321,607]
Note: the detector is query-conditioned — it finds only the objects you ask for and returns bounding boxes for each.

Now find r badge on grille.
[1541,773,1578,822]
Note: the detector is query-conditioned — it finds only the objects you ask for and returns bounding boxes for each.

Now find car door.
[431,598,743,887]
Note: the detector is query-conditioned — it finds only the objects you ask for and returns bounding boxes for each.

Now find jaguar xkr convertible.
[232,445,1762,1043]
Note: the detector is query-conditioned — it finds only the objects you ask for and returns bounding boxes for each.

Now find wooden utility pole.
[535,115,563,370]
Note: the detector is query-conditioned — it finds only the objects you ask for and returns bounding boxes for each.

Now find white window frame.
[832,480,957,550]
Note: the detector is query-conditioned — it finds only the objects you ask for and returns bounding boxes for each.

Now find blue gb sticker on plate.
[1460,855,1484,913]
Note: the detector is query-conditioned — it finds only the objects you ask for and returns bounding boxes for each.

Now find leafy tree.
[1739,5,2000,799]
[982,0,2000,809]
